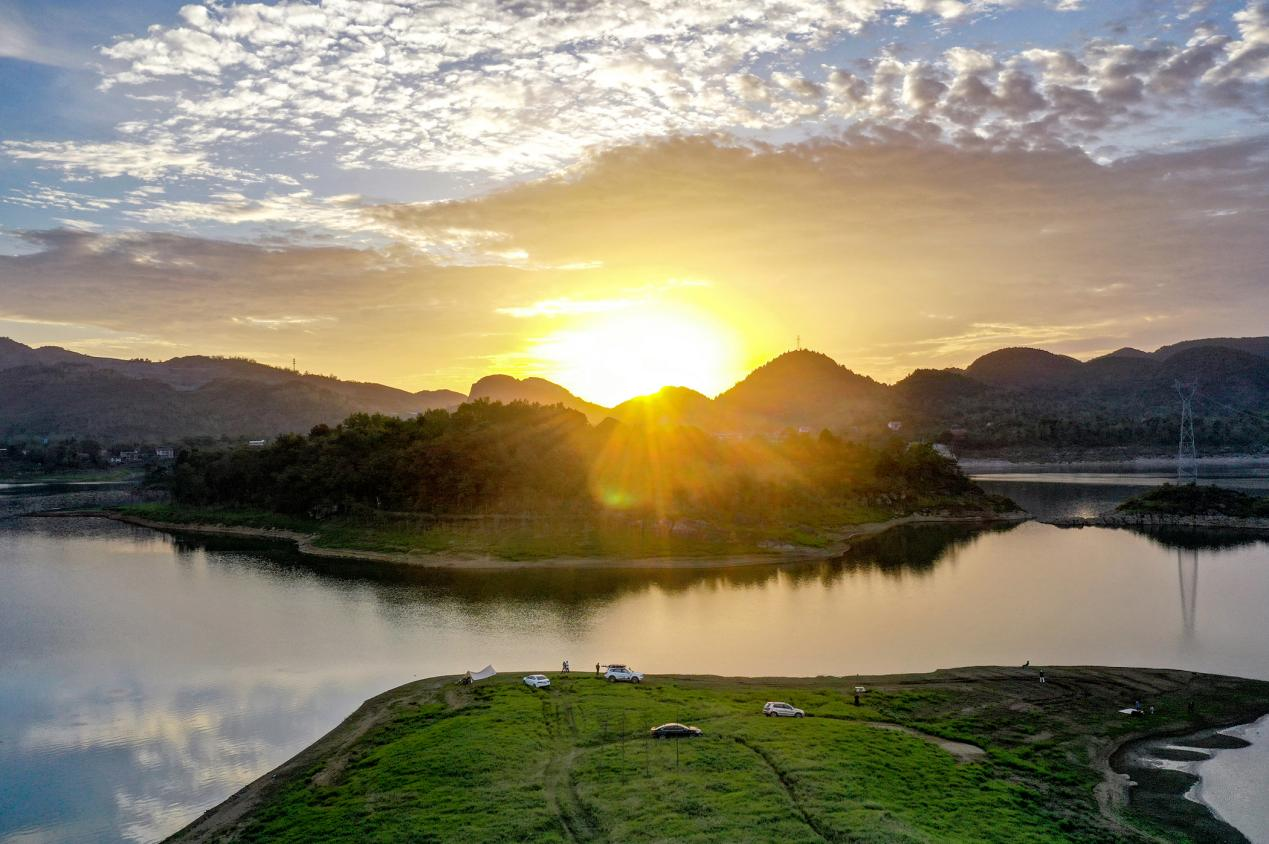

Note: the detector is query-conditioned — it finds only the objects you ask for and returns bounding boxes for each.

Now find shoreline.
[1186,715,1269,840]
[1046,512,1269,531]
[1111,719,1266,843]
[168,666,1269,844]
[23,508,1031,570]
[961,455,1269,473]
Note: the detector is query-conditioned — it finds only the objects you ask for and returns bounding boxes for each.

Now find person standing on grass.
[595,663,600,676]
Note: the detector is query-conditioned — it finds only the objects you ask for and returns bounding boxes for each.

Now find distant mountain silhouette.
[415,387,468,406]
[467,374,608,422]
[963,347,1084,389]
[610,386,721,429]
[0,340,464,416]
[0,364,371,442]
[945,343,1269,403]
[1099,346,1152,360]
[2,335,1268,450]
[898,340,1269,453]
[0,339,463,441]
[715,350,887,429]
[893,369,987,410]
[1153,336,1269,360]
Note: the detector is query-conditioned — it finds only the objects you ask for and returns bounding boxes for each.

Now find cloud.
[2,134,1267,389]
[0,15,37,60]
[0,226,541,388]
[4,184,121,212]
[0,10,82,67]
[231,314,337,329]
[1,140,239,181]
[68,0,1089,186]
[16,0,1242,201]
[369,134,1269,377]
[496,296,635,319]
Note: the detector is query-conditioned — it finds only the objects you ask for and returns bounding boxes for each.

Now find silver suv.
[604,664,644,683]
[763,701,805,718]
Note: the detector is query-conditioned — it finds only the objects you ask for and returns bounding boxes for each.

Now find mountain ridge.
[1,335,1267,448]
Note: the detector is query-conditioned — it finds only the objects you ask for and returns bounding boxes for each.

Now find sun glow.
[533,307,742,406]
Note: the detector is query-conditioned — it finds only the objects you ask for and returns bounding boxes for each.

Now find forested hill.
[158,403,1009,527]
[0,339,464,442]
[895,343,1269,453]
[2,335,1269,452]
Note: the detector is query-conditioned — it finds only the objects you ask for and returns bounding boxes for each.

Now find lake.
[2,472,1269,843]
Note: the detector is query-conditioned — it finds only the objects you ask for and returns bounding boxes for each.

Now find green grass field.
[113,502,909,560]
[171,668,1269,843]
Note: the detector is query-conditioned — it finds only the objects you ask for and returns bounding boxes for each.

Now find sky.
[0,0,1266,404]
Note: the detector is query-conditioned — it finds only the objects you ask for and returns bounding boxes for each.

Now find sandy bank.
[25,508,1030,570]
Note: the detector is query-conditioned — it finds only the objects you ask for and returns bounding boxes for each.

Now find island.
[1050,483,1269,531]
[55,403,1026,568]
[168,666,1269,843]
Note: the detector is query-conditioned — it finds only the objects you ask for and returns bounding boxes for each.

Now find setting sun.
[531,307,742,406]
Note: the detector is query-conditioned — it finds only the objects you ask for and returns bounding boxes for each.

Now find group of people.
[560,660,605,675]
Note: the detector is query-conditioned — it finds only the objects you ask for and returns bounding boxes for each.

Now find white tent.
[468,665,496,681]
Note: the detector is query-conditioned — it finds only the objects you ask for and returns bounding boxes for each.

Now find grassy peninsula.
[169,667,1269,843]
[129,403,1018,562]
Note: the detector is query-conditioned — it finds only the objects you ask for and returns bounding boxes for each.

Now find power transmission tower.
[1175,380,1198,485]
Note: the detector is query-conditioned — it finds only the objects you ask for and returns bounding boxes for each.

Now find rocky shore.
[1047,513,1269,530]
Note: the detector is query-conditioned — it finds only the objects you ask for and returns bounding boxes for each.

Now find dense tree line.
[157,401,996,523]
[1,439,108,472]
[914,404,1269,453]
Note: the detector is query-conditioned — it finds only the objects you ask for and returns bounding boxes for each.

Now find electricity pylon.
[1175,380,1198,485]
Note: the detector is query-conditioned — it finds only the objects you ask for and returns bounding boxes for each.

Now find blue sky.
[0,0,1265,396]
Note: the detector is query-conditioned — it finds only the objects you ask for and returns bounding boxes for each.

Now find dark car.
[650,722,702,739]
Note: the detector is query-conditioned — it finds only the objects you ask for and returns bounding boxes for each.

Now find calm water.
[2,476,1269,843]
[1189,714,1269,842]
[973,464,1269,521]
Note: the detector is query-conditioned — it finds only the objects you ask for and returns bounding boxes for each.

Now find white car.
[523,674,551,689]
[763,701,805,718]
[604,665,644,683]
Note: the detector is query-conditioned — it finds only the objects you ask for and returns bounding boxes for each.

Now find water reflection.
[840,522,1019,577]
[3,493,1269,843]
[1178,548,1198,639]
[167,522,1031,610]
[1130,525,1268,552]
[975,467,1269,522]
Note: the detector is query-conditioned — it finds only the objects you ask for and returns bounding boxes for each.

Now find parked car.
[605,664,644,683]
[523,674,551,689]
[763,701,805,718]
[650,722,702,738]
